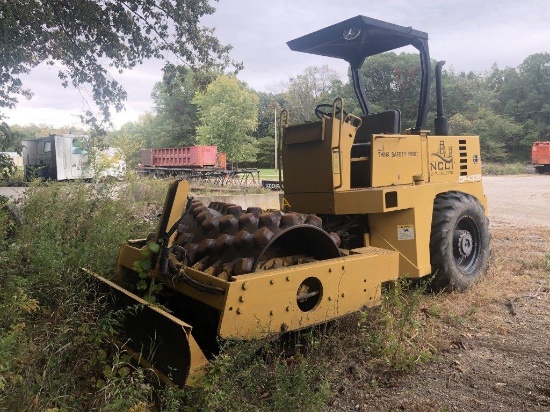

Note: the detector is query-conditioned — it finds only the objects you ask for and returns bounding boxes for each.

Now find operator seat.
[350,110,401,188]
[351,110,401,157]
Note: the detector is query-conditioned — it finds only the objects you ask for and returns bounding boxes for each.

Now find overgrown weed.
[180,332,333,412]
[0,179,461,410]
[0,179,167,411]
[357,279,434,376]
[0,195,18,252]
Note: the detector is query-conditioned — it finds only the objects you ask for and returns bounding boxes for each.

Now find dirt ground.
[333,174,550,411]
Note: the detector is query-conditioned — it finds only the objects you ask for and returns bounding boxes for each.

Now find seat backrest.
[354,110,401,143]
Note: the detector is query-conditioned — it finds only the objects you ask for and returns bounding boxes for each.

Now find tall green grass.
[482,162,528,175]
[0,179,161,411]
[258,168,279,180]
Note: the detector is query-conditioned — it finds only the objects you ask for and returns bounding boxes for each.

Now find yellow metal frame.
[281,100,488,280]
[113,175,401,385]
[117,239,399,340]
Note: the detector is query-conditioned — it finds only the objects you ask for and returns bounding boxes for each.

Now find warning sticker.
[397,225,415,240]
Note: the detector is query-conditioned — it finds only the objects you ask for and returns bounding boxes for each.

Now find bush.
[179,334,333,412]
[482,162,527,175]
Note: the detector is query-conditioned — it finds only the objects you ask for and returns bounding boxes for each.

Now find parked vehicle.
[22,135,125,181]
[532,141,550,174]
[89,15,491,387]
[138,145,226,176]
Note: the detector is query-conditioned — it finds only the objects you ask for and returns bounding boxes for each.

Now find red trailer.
[532,141,550,174]
[140,145,226,169]
[137,145,259,186]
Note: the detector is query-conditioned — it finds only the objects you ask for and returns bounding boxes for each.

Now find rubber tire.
[429,191,491,291]
[535,165,550,174]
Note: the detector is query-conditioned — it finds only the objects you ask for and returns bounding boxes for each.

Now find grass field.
[258,168,279,180]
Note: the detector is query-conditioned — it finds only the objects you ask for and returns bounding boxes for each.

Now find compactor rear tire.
[429,191,490,291]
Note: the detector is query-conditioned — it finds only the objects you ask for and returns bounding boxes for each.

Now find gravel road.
[332,174,550,411]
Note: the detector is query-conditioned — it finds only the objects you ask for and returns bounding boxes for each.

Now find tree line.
[103,52,550,167]
[5,52,550,168]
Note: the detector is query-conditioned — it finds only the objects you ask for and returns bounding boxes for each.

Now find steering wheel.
[315,103,348,120]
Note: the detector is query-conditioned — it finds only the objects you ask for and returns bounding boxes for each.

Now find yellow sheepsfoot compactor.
[91,16,491,386]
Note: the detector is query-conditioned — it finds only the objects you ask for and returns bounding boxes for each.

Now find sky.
[3,0,550,129]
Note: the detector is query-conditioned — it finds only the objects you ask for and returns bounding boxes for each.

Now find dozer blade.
[85,269,208,387]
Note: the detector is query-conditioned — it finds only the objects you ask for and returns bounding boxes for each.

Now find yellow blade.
[84,269,207,387]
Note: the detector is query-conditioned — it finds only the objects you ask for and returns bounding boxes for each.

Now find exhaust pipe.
[434,61,448,136]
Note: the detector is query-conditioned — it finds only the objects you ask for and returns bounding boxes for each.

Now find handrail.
[332,97,345,142]
[331,97,344,189]
[333,98,344,189]
[345,113,363,130]
[278,109,289,191]
[332,100,363,190]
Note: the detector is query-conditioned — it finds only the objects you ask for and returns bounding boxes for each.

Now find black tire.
[429,191,491,291]
[535,165,550,174]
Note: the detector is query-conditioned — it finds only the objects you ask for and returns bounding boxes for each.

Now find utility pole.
[274,108,278,170]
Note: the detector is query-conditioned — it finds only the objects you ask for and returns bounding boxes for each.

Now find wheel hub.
[455,230,473,258]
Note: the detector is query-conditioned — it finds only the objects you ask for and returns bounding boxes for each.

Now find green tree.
[449,108,522,162]
[256,91,285,139]
[284,65,344,123]
[441,69,498,118]
[0,0,237,127]
[106,113,159,166]
[359,52,423,129]
[497,53,550,157]
[435,66,528,162]
[105,124,143,167]
[9,124,87,139]
[256,136,275,168]
[147,66,220,148]
[194,76,259,163]
[0,123,24,180]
